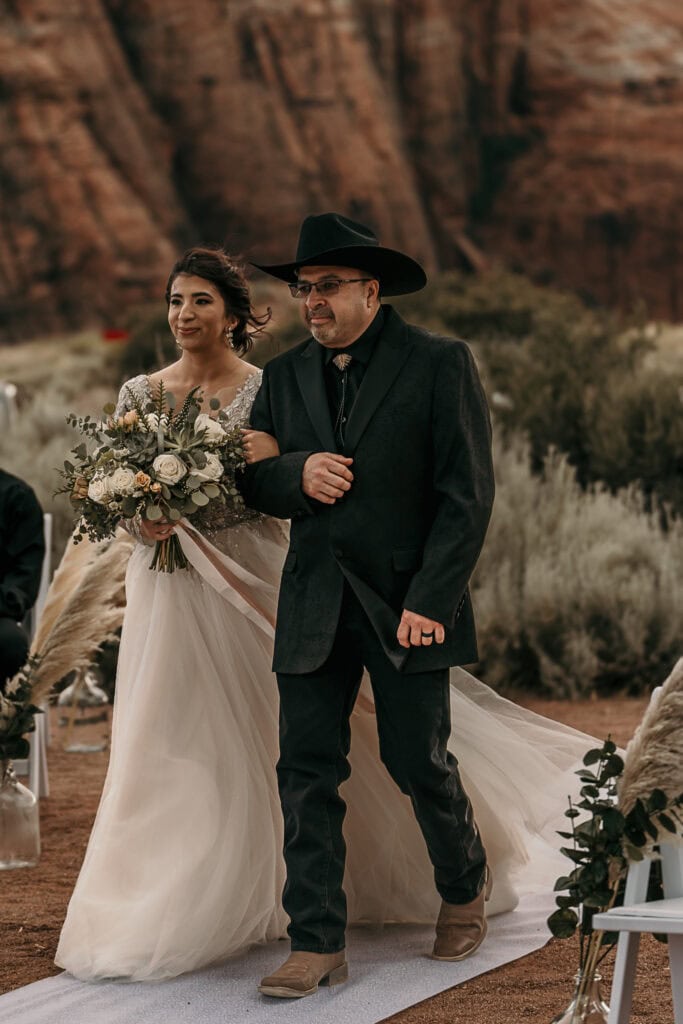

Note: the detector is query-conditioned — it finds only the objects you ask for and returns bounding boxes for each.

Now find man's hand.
[397,609,445,648]
[302,453,354,504]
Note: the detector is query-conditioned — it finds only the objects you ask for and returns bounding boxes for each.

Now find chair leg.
[608,933,641,1024]
[669,934,683,1024]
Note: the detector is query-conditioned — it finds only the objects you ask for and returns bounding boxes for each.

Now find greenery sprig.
[0,656,43,761]
[548,736,683,1004]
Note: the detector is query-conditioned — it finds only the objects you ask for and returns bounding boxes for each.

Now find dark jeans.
[276,586,487,953]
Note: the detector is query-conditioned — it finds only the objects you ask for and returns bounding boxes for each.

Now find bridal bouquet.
[58,383,249,571]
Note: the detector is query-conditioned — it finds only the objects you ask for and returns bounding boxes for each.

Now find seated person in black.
[0,468,45,690]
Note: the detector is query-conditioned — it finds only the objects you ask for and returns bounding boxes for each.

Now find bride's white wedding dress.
[55,372,592,982]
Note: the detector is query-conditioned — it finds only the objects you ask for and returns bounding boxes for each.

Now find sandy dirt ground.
[0,694,673,1022]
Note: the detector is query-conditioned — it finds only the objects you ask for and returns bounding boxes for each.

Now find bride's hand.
[138,517,176,542]
[241,429,280,464]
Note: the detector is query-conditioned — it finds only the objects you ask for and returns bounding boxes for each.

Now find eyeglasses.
[288,278,372,299]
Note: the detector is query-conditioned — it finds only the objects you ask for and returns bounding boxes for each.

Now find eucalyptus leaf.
[656,812,677,833]
[547,908,578,939]
[647,789,668,813]
[193,490,210,507]
[146,504,163,522]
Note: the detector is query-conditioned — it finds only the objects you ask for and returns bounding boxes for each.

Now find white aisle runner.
[0,892,554,1024]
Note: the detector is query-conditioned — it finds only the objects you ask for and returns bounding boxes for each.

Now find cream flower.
[144,412,169,432]
[152,453,187,485]
[191,452,224,482]
[107,467,137,496]
[194,413,227,444]
[87,476,110,504]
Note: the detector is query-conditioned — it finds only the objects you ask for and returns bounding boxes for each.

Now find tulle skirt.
[55,522,591,981]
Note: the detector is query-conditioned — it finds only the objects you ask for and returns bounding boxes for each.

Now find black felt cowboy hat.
[253,212,427,296]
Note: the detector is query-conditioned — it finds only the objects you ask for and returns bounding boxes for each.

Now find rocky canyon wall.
[1,0,682,340]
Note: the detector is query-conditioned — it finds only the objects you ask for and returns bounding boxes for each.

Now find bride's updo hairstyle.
[165,247,271,356]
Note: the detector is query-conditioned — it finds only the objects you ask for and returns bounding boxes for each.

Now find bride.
[55,247,590,982]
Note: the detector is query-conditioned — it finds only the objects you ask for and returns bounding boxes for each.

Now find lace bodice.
[115,371,262,428]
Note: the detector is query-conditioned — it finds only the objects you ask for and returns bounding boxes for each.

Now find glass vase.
[54,669,111,753]
[550,970,610,1024]
[0,760,40,869]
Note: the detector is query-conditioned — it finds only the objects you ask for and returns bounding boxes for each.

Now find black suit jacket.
[0,469,45,621]
[241,306,494,675]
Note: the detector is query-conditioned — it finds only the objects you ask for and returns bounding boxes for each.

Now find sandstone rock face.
[1,0,682,340]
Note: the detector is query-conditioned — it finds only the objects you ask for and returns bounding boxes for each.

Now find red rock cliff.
[1,0,682,340]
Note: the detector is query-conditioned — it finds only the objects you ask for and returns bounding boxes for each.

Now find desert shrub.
[394,268,607,343]
[399,270,683,514]
[472,435,683,696]
[0,333,116,568]
[587,369,683,515]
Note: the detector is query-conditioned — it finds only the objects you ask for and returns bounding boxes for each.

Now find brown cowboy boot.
[431,868,493,961]
[258,950,348,999]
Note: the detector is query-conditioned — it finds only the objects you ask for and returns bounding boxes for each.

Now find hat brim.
[252,244,427,297]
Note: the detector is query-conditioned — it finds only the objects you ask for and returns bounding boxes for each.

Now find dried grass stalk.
[618,657,683,818]
[31,533,105,655]
[28,531,133,706]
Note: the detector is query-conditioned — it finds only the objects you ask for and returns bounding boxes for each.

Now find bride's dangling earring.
[224,326,234,348]
[175,337,183,350]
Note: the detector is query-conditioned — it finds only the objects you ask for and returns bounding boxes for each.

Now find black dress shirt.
[0,470,45,620]
[324,307,385,448]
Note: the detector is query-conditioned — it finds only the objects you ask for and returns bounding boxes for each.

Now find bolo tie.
[332,353,353,447]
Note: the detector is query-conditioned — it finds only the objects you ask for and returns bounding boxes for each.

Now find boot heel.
[322,963,348,987]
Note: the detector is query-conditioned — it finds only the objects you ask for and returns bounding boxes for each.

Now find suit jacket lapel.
[294,339,337,451]
[344,309,413,452]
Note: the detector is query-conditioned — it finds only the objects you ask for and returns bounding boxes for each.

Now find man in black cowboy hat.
[242,213,495,998]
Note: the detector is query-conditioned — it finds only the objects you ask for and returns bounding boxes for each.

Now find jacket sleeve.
[238,364,316,520]
[403,341,494,626]
[0,483,46,620]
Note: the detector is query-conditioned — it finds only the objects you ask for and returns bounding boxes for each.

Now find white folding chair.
[14,513,52,797]
[593,842,683,1023]
[592,685,683,1022]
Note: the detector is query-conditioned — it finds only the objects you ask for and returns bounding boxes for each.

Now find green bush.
[472,435,683,696]
[398,270,682,514]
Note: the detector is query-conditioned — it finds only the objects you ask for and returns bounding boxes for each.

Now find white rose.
[87,476,110,504]
[194,413,227,444]
[191,452,224,482]
[152,453,187,484]
[107,467,137,496]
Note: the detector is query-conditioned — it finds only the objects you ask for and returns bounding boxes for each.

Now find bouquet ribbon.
[176,521,276,637]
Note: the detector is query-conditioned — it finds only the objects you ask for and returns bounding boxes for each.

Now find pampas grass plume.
[618,658,683,818]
